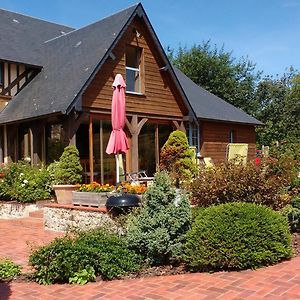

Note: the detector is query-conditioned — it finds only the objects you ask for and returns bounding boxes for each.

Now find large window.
[0,62,4,86]
[125,46,142,93]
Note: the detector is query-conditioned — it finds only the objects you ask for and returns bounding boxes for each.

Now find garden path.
[1,216,300,299]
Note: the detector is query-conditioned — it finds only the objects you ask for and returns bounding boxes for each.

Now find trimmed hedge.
[184,202,292,272]
[29,229,142,284]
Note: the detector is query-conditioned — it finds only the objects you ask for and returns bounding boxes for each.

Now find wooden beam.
[1,69,31,96]
[172,120,186,133]
[100,120,104,184]
[0,127,3,163]
[126,115,148,173]
[155,124,159,168]
[29,128,34,166]
[41,125,46,164]
[89,115,94,183]
[3,125,8,164]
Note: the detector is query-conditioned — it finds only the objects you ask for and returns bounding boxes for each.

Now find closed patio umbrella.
[106,74,129,183]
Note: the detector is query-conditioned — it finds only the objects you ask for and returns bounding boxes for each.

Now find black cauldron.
[106,194,140,216]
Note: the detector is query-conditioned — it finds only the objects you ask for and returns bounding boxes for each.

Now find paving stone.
[1,217,300,299]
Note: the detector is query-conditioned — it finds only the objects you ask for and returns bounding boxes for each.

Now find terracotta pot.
[53,185,77,205]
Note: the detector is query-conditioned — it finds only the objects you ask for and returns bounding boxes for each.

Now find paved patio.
[1,216,300,299]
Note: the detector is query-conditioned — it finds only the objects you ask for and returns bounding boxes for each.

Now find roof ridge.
[0,7,74,30]
[44,3,140,44]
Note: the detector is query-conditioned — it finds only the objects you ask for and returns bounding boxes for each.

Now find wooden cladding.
[200,121,256,163]
[83,17,188,118]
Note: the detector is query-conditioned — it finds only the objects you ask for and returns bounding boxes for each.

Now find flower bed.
[73,182,115,207]
[73,182,147,207]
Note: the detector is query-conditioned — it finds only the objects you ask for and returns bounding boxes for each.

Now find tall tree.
[168,41,261,115]
[255,69,300,146]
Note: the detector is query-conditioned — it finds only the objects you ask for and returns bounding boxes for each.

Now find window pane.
[126,46,140,68]
[126,68,140,93]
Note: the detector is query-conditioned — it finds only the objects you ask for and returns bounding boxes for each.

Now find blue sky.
[1,0,299,76]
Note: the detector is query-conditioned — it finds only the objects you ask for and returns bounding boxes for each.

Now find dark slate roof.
[0,4,139,124]
[0,8,74,66]
[173,67,262,125]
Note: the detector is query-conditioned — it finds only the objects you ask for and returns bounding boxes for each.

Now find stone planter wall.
[0,202,39,219]
[44,204,118,232]
[72,191,109,207]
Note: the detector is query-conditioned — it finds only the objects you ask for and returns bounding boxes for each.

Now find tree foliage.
[168,41,261,115]
[169,41,300,146]
[256,70,300,145]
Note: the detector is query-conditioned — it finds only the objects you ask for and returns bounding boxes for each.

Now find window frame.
[125,45,143,95]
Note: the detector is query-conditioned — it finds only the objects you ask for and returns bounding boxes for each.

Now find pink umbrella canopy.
[106,74,129,155]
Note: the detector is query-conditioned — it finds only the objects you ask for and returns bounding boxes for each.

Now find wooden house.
[0,3,262,183]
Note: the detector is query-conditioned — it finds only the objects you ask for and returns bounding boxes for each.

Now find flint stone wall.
[0,202,38,219]
[44,205,117,232]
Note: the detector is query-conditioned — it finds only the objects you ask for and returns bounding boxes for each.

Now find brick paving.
[1,217,300,299]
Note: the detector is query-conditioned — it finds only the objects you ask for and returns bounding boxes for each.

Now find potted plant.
[49,145,82,204]
[72,182,115,207]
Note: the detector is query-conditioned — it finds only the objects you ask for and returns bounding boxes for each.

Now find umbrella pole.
[115,154,119,183]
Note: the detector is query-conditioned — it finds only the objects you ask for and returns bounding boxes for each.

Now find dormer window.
[0,62,3,86]
[126,46,142,93]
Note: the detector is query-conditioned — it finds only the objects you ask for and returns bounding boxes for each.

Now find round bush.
[184,202,292,272]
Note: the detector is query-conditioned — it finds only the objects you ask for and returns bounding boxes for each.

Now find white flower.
[19,173,24,177]
[24,157,31,162]
[23,179,28,184]
[21,183,25,187]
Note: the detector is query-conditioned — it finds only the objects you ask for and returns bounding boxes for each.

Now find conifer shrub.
[184,202,293,272]
[160,130,196,186]
[126,171,192,265]
[29,229,142,284]
[49,145,82,185]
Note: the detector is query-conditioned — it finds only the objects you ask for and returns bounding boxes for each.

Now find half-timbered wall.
[0,61,36,110]
[83,17,188,119]
[200,121,256,163]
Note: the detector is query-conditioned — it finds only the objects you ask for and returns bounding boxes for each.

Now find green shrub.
[160,130,196,186]
[0,161,52,203]
[29,229,141,284]
[49,145,82,185]
[69,266,96,285]
[184,202,293,272]
[0,259,21,281]
[126,171,192,265]
[191,160,293,209]
[281,197,300,232]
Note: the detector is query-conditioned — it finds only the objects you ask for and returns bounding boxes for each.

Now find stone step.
[11,217,44,229]
[29,210,44,219]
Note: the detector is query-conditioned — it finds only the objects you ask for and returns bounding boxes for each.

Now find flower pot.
[72,191,109,207]
[53,185,77,205]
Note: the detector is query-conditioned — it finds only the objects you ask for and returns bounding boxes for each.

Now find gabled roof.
[173,67,262,125]
[0,3,261,127]
[0,4,139,124]
[0,8,74,66]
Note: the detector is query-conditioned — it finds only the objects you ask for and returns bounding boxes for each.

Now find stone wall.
[44,204,118,232]
[0,202,39,219]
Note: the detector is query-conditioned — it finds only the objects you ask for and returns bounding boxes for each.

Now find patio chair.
[126,170,154,186]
